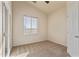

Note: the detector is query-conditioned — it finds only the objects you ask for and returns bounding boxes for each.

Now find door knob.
[75,36,79,38]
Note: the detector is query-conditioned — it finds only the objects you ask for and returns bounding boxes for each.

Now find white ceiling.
[28,1,66,14]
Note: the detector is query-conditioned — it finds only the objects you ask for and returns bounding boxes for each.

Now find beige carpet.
[10,40,70,57]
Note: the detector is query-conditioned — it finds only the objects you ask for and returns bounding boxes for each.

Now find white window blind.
[24,16,38,35]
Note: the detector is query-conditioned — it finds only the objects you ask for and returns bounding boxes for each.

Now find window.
[24,16,38,34]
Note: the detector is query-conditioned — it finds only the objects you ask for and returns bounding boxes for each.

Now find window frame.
[24,15,39,35]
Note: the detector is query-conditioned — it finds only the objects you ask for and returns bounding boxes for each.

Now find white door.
[67,2,79,57]
[0,1,2,57]
[2,2,8,57]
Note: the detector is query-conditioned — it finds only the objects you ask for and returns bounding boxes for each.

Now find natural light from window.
[24,16,38,34]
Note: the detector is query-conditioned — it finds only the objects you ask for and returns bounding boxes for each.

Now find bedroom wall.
[12,2,47,46]
[12,1,67,47]
[48,6,67,46]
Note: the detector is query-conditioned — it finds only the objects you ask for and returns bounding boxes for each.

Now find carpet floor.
[10,40,70,57]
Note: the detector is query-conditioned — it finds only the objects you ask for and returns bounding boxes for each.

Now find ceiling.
[28,1,66,14]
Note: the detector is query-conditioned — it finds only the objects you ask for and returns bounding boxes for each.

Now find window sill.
[24,33,38,35]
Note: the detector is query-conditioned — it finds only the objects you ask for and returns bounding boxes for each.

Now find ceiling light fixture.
[32,1,37,3]
[45,1,49,4]
[32,1,50,4]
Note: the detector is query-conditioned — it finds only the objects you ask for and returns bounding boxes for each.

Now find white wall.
[12,2,47,46]
[48,6,67,46]
[12,2,67,47]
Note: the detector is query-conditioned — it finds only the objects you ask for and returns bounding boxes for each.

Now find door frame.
[2,2,8,57]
